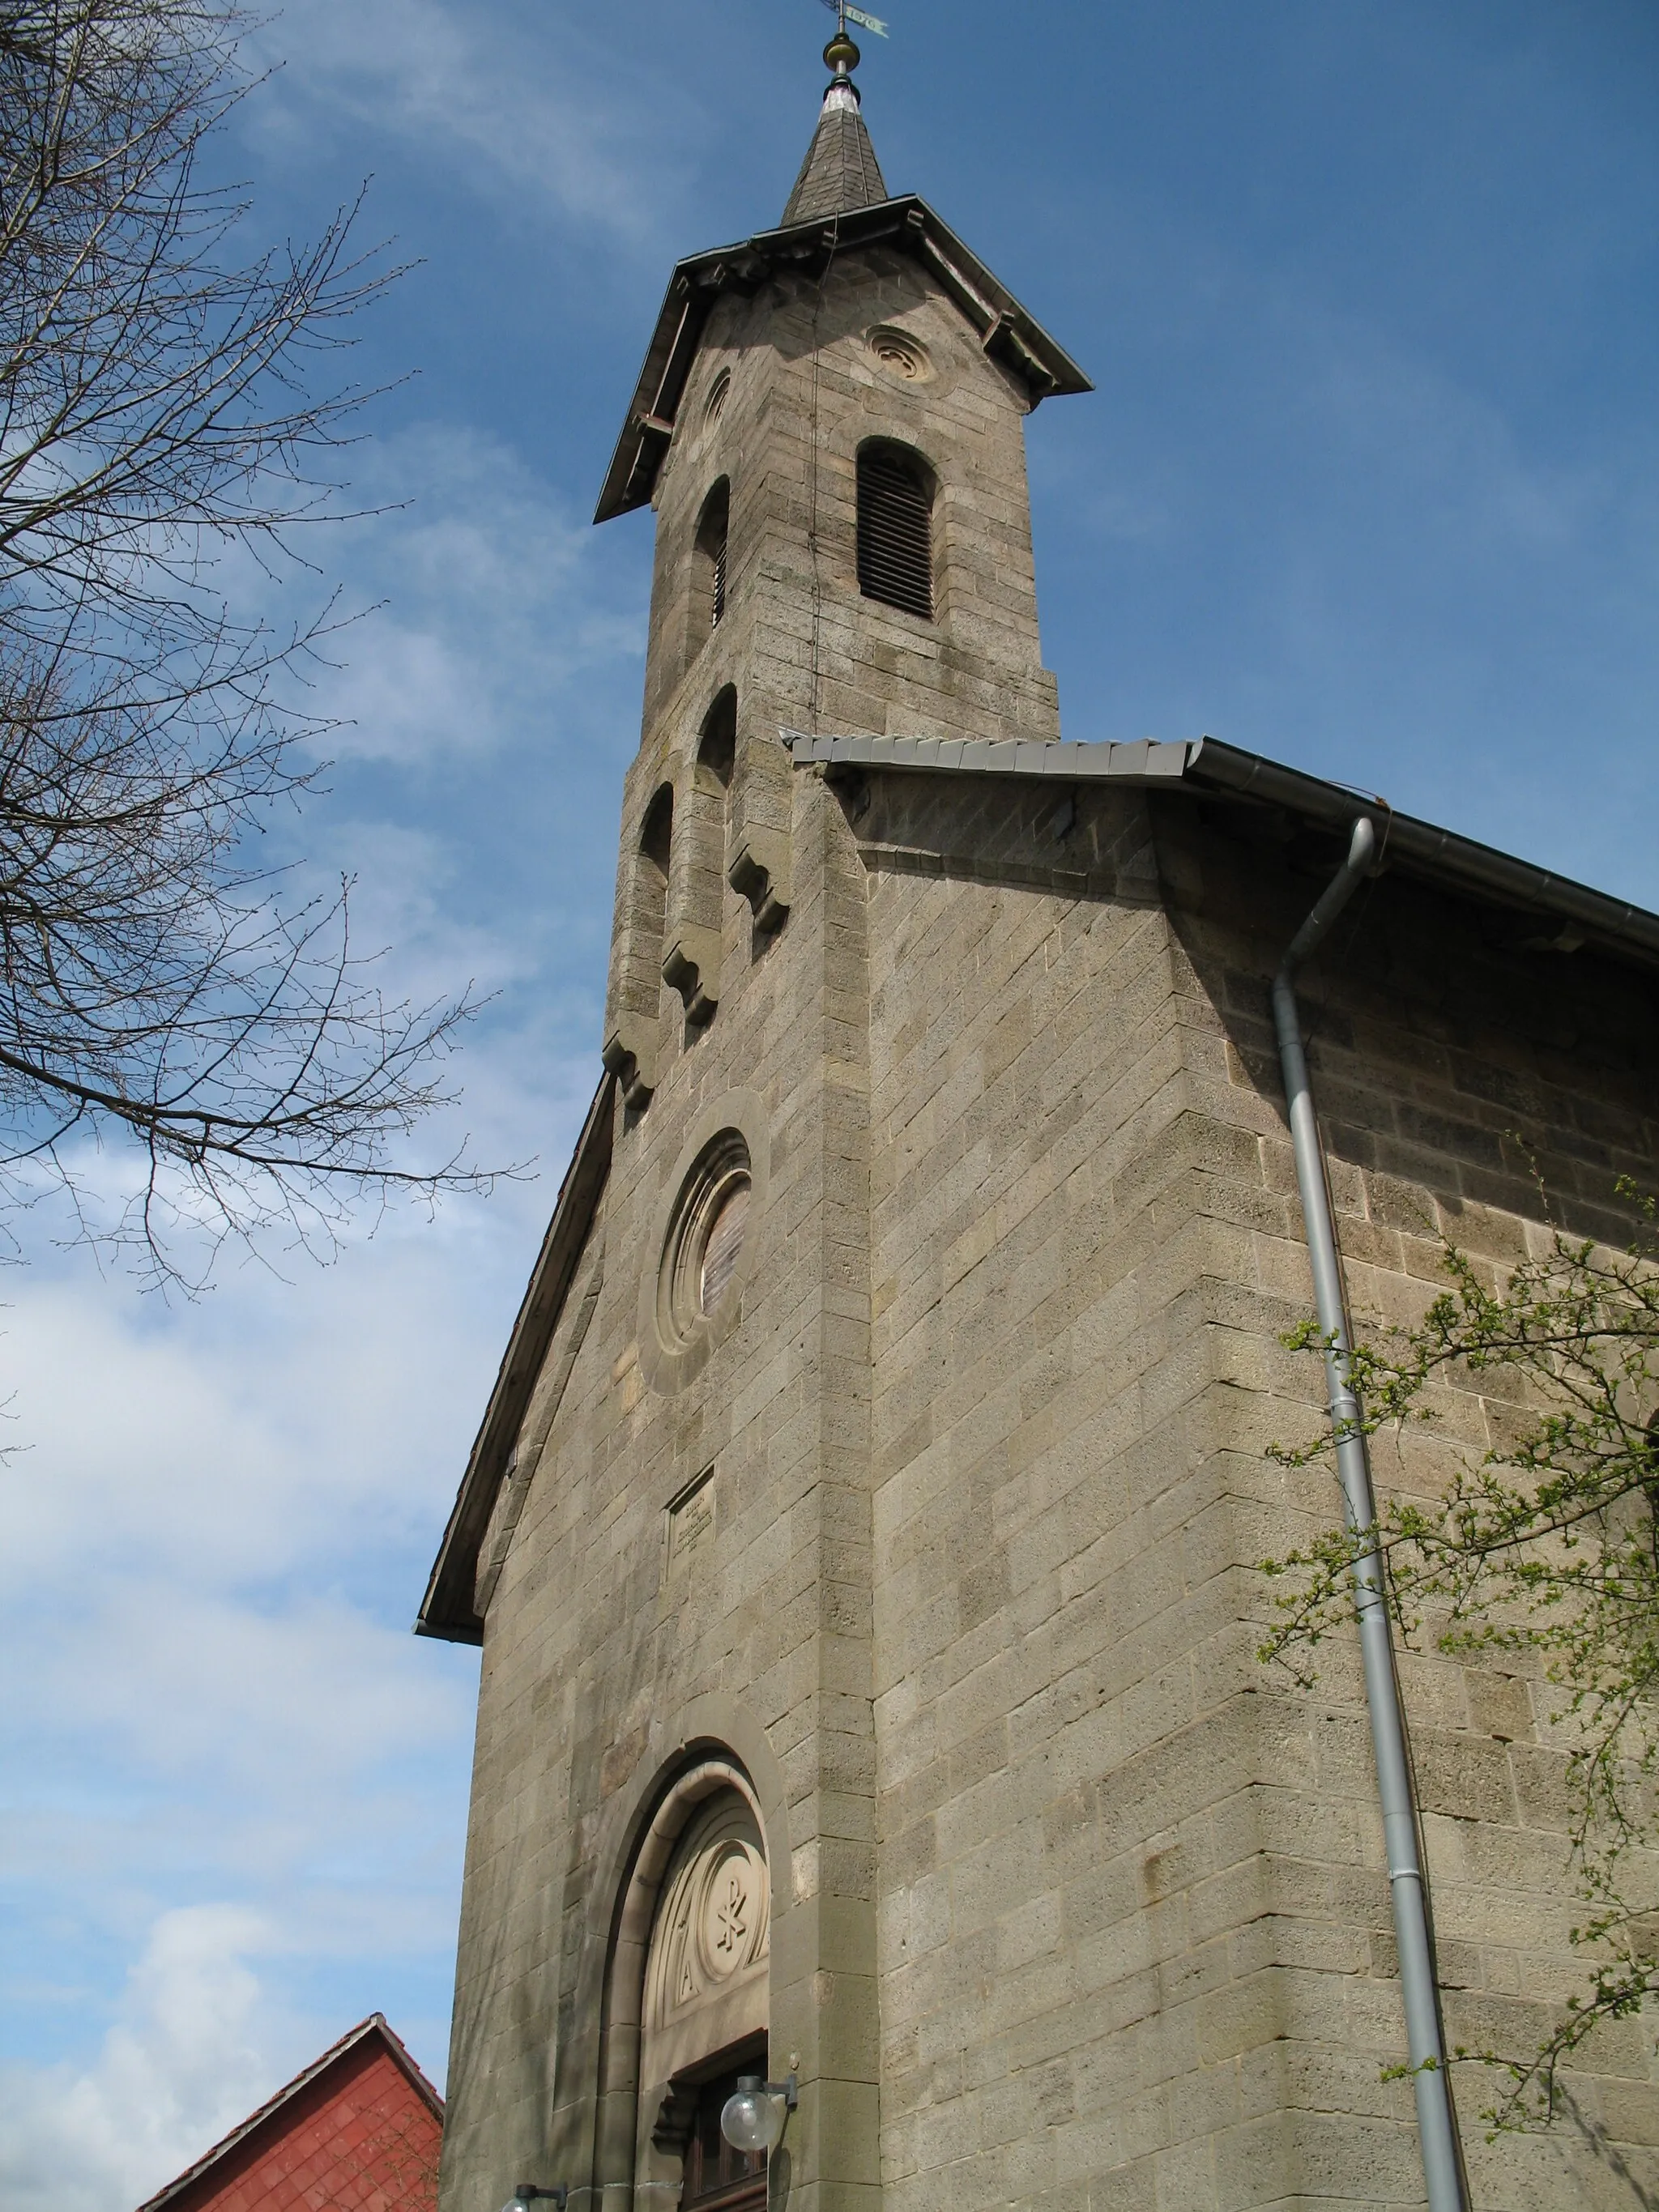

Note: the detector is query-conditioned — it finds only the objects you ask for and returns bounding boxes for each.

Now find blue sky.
[2,3,1655,2206]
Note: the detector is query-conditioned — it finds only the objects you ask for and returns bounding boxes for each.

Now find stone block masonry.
[432,82,1659,2212]
[858,772,1659,2212]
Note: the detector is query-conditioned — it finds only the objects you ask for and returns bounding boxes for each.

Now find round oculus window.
[659,1129,752,1349]
[699,1178,748,1315]
[866,324,933,383]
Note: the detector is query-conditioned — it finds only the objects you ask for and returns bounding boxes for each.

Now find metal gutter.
[1273,820,1469,2212]
[416,1072,615,1645]
[783,727,1659,970]
[784,728,1196,782]
[1185,737,1659,963]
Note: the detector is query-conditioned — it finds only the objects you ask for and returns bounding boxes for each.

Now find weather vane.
[820,0,889,41]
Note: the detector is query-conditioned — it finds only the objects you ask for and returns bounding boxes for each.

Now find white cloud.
[0,1238,491,1739]
[0,1145,566,2186]
[247,0,692,244]
[0,1905,291,2212]
[29,1589,464,1788]
[269,422,641,769]
[0,415,618,2212]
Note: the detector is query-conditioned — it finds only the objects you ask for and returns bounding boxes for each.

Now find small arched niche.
[610,1763,771,2212]
[664,689,736,1025]
[696,686,736,792]
[603,782,674,1109]
[638,783,674,933]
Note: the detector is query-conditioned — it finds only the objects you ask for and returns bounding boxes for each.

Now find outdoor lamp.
[719,2074,797,2154]
[501,2185,568,2212]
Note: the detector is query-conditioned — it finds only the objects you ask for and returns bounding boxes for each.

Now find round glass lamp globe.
[720,2079,786,2154]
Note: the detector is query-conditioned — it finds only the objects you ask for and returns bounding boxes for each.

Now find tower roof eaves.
[594,195,1093,525]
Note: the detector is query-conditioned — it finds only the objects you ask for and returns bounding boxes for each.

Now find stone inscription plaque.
[667,1464,716,1573]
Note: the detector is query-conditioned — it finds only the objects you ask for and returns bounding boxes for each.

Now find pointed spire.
[780,31,889,226]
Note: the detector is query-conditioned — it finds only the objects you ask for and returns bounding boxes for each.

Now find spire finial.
[825,28,860,84]
[783,2,888,222]
[816,1,886,103]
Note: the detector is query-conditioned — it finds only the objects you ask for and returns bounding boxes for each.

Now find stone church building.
[419,36,1659,2212]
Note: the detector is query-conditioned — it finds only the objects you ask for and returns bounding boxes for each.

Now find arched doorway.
[601,1758,772,2212]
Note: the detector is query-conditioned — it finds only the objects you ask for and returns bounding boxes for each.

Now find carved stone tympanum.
[643,1792,770,2036]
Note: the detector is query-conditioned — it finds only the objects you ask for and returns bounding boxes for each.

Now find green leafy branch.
[1260,1178,1659,2128]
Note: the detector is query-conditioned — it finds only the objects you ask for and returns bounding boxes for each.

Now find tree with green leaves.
[1261,1178,1659,2128]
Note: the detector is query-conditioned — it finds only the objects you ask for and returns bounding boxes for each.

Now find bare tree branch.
[0,1,512,1287]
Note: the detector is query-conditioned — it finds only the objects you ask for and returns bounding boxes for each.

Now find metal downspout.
[1272,816,1468,2212]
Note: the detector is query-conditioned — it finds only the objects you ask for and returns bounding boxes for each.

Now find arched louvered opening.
[856,441,934,620]
[693,479,731,637]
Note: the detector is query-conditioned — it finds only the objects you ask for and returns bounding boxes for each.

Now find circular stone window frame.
[660,1130,749,1343]
[639,1089,771,1396]
[865,322,935,385]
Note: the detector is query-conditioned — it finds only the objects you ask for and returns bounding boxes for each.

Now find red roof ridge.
[133,2013,442,2212]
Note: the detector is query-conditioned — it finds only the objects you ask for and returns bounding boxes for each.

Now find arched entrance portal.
[599,1757,772,2212]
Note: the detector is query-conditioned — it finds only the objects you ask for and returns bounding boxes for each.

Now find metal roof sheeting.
[784,727,1659,967]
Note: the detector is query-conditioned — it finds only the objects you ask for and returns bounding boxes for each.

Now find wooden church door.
[676,2056,769,2212]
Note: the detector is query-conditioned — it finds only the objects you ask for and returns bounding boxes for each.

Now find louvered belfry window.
[857,444,933,620]
[696,479,730,634]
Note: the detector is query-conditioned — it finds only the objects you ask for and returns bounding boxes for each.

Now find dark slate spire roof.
[782,82,889,224]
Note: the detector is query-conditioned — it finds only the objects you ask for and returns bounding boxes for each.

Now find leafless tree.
[0,0,498,1287]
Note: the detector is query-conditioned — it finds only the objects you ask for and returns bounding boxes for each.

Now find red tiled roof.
[134,2014,442,2212]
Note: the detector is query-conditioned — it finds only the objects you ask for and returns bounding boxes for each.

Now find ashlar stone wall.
[448,739,1659,2212]
[450,235,1071,2212]
[858,765,1659,2212]
[446,754,882,2212]
[605,246,1062,1107]
[438,210,1659,2212]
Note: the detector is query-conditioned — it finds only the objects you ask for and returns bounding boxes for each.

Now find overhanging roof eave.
[595,196,1091,526]
[783,727,1659,971]
[416,1071,615,1645]
[1184,737,1659,965]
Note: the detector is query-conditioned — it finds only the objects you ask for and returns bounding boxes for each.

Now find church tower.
[595,27,1087,1116]
[424,33,1093,2212]
[422,29,1659,2212]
